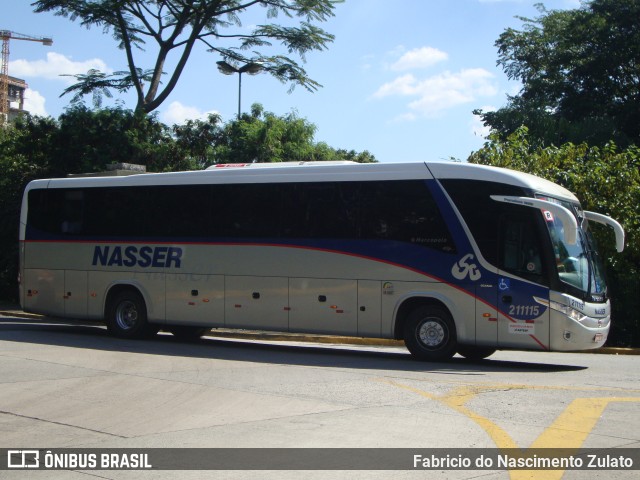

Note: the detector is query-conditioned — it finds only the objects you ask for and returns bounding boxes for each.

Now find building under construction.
[1,30,52,123]
[5,75,27,121]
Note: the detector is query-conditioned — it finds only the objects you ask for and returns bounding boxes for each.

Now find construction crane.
[1,30,53,123]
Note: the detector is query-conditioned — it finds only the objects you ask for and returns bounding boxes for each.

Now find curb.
[0,310,45,321]
[1,309,638,354]
[207,329,405,347]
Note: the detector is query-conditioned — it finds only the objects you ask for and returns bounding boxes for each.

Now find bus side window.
[359,181,456,253]
[27,189,61,235]
[60,190,84,235]
[283,182,358,239]
[499,213,546,284]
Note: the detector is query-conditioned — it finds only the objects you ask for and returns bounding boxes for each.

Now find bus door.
[496,212,550,350]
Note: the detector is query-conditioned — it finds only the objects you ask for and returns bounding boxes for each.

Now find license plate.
[594,333,604,343]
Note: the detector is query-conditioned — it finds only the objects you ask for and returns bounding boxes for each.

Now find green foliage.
[33,0,341,113]
[0,121,55,300]
[54,105,174,174]
[469,127,640,346]
[211,103,376,164]
[59,68,156,109]
[171,114,224,170]
[475,0,640,147]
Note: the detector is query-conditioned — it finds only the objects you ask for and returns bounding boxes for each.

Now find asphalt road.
[1,313,639,479]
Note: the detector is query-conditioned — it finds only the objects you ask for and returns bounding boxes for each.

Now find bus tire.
[457,345,496,361]
[170,326,207,341]
[403,305,457,361]
[107,290,154,339]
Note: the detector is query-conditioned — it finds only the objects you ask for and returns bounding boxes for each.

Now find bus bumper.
[549,309,610,351]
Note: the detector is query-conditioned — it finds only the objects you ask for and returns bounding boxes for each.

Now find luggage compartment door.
[289,278,357,335]
[225,276,289,330]
[166,274,225,327]
[23,269,65,316]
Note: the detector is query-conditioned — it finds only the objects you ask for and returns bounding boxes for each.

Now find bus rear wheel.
[457,345,496,361]
[403,305,457,361]
[107,290,155,339]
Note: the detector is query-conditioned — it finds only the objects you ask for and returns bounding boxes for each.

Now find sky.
[4,0,581,163]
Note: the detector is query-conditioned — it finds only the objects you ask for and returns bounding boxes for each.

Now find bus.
[18,161,625,361]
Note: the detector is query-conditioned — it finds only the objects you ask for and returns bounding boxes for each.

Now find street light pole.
[216,61,264,119]
[237,69,242,119]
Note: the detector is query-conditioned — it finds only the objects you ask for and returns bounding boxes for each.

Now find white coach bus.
[18,161,625,360]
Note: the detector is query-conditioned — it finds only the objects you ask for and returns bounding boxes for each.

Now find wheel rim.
[417,318,447,349]
[115,300,138,331]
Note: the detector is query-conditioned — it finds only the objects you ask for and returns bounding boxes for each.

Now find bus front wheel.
[107,290,155,339]
[403,305,457,361]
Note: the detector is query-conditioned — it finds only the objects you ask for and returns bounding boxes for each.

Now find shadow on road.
[0,316,588,374]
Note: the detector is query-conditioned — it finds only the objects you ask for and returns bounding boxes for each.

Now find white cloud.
[22,88,47,116]
[373,68,498,118]
[9,52,111,83]
[373,74,420,98]
[390,47,448,71]
[160,101,219,125]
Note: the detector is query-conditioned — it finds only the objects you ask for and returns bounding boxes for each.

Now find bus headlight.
[550,301,585,323]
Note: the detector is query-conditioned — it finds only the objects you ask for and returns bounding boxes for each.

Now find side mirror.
[584,211,625,253]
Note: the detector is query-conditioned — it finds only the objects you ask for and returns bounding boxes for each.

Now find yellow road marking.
[393,378,640,394]
[385,380,640,480]
[529,397,639,449]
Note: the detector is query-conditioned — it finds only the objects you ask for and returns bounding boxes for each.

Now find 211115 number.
[508,305,540,316]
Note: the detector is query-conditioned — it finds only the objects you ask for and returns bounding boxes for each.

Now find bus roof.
[426,162,578,202]
[27,161,579,202]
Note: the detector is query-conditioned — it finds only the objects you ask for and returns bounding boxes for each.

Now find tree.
[54,105,177,173]
[474,0,640,147]
[33,0,340,113]
[171,114,224,169]
[210,103,376,163]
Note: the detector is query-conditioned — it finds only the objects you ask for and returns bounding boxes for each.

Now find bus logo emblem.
[451,254,481,281]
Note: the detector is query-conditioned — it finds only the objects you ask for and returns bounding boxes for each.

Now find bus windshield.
[537,195,607,301]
